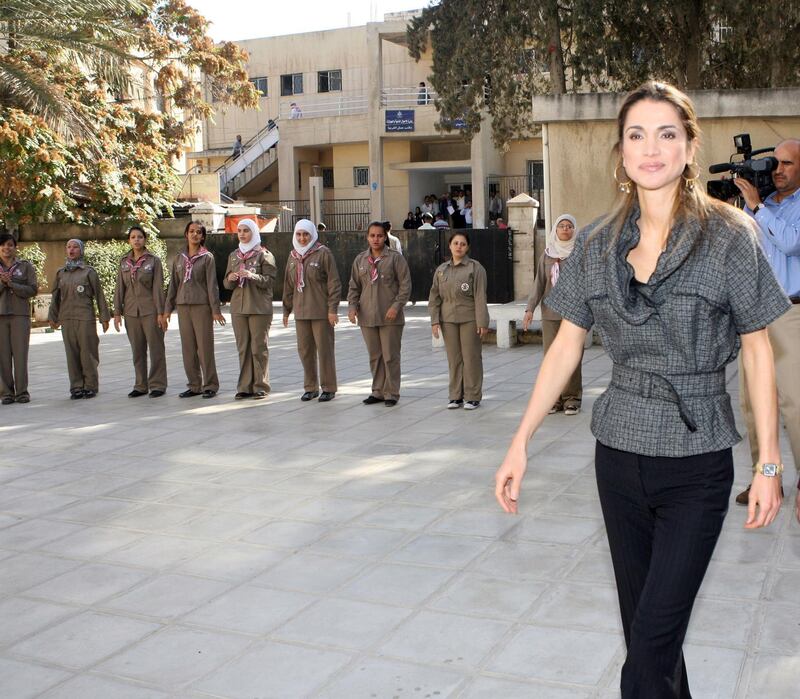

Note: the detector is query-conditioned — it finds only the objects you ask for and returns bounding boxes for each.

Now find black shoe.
[149,390,165,398]
[301,391,320,401]
[202,390,217,399]
[253,391,267,400]
[128,389,147,398]
[1,396,14,405]
[70,390,85,400]
[179,390,201,398]
[83,389,97,399]
[15,395,30,404]
[235,392,252,400]
[363,395,383,405]
[318,392,335,402]
[384,399,398,407]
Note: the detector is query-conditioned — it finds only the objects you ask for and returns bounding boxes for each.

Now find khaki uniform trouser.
[361,324,403,401]
[296,318,337,393]
[0,315,30,398]
[61,319,100,392]
[542,318,583,404]
[232,313,271,394]
[124,314,167,392]
[177,304,219,392]
[442,320,483,402]
[739,304,800,472]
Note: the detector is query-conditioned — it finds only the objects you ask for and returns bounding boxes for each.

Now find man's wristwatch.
[752,204,762,215]
[754,462,784,477]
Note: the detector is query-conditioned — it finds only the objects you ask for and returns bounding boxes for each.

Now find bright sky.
[188,0,430,42]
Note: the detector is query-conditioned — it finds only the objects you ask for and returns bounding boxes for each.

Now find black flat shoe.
[384,399,398,407]
[179,390,201,398]
[128,389,147,398]
[318,392,335,402]
[149,390,165,398]
[363,395,383,405]
[70,390,85,400]
[202,390,217,399]
[15,395,30,404]
[83,389,97,399]
[1,396,14,405]
[301,391,319,401]
[235,392,252,400]
[253,391,267,400]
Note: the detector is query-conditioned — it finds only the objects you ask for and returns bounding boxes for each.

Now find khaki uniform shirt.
[429,256,490,327]
[347,248,412,327]
[113,252,165,317]
[165,250,221,314]
[0,259,37,316]
[48,264,111,323]
[283,246,341,320]
[223,248,277,316]
[525,253,564,321]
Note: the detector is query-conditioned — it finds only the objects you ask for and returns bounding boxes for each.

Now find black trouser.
[595,442,733,699]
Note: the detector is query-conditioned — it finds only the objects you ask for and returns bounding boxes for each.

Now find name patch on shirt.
[461,282,470,292]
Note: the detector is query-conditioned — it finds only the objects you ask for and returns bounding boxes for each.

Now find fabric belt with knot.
[610,364,727,433]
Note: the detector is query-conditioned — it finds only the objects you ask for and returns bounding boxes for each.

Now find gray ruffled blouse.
[546,206,791,457]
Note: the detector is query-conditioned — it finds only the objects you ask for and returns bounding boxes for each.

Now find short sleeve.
[543,228,595,330]
[725,226,791,334]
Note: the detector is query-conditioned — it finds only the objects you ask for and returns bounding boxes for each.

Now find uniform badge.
[12,267,24,277]
[461,282,470,291]
[77,285,85,293]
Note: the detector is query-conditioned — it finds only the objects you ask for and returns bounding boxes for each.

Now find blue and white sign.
[386,110,415,132]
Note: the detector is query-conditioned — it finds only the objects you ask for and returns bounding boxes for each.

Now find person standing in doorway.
[113,226,168,398]
[283,219,341,402]
[348,221,411,406]
[0,233,38,404]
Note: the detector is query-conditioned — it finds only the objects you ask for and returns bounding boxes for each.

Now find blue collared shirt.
[746,188,800,296]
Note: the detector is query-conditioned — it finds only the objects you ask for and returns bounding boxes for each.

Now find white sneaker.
[447,400,463,409]
[464,401,480,410]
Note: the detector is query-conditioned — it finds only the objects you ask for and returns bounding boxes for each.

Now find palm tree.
[0,0,147,139]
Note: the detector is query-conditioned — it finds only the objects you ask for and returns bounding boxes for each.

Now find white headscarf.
[237,219,262,254]
[544,214,577,260]
[293,219,319,255]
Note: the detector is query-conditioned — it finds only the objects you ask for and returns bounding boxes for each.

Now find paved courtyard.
[0,305,798,698]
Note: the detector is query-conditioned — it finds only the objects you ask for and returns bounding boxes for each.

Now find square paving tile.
[428,572,549,620]
[9,611,159,669]
[26,561,150,606]
[390,534,493,568]
[744,654,800,698]
[310,525,408,558]
[177,543,286,582]
[0,553,81,595]
[0,597,76,646]
[528,582,622,633]
[338,562,454,608]
[460,676,592,699]
[192,640,352,698]
[39,674,169,699]
[0,656,70,699]
[252,552,367,594]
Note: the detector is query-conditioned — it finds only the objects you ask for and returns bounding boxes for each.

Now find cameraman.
[734,138,800,522]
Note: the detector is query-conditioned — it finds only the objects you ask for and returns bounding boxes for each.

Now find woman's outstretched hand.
[495,440,528,514]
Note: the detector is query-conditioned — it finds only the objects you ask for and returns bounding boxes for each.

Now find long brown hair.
[600,81,751,251]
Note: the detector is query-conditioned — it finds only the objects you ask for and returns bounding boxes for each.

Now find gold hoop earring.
[683,162,700,192]
[614,165,632,194]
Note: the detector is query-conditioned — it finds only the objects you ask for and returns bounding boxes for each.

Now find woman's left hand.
[477,326,488,338]
[213,312,226,326]
[745,473,783,529]
[101,320,109,333]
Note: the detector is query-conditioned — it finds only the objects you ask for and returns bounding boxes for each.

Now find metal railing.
[217,118,280,194]
[278,93,369,119]
[278,198,371,232]
[381,86,439,109]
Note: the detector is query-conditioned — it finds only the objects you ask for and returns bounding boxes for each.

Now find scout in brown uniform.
[223,219,276,399]
[113,226,168,398]
[164,221,224,398]
[48,238,111,399]
[521,213,583,415]
[0,234,38,404]
[347,221,412,406]
[283,219,341,402]
[429,231,490,410]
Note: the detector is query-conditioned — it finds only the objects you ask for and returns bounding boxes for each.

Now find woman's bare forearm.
[741,329,781,464]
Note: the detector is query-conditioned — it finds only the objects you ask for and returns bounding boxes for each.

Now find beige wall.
[504,138,543,175]
[546,117,800,229]
[332,143,371,201]
[384,140,412,226]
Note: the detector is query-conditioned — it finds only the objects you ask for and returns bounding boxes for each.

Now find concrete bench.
[489,302,594,350]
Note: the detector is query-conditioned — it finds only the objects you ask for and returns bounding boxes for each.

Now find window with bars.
[280,73,303,96]
[318,69,342,93]
[353,167,369,187]
[527,160,544,191]
[322,168,334,189]
[250,77,268,97]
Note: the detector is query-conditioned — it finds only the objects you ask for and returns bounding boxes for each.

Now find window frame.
[280,73,304,96]
[353,166,370,188]
[250,77,268,97]
[317,69,343,93]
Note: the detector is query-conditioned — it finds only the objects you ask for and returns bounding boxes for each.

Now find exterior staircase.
[218,120,280,198]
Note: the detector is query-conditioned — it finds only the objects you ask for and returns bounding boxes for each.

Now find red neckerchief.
[235,247,262,287]
[367,252,383,283]
[180,247,211,282]
[126,251,151,281]
[289,242,322,291]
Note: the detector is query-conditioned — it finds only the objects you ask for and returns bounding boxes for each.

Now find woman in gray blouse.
[495,82,790,698]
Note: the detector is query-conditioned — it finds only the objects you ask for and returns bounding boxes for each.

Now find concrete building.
[189,13,544,230]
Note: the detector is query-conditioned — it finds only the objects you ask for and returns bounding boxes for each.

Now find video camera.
[707,133,777,202]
